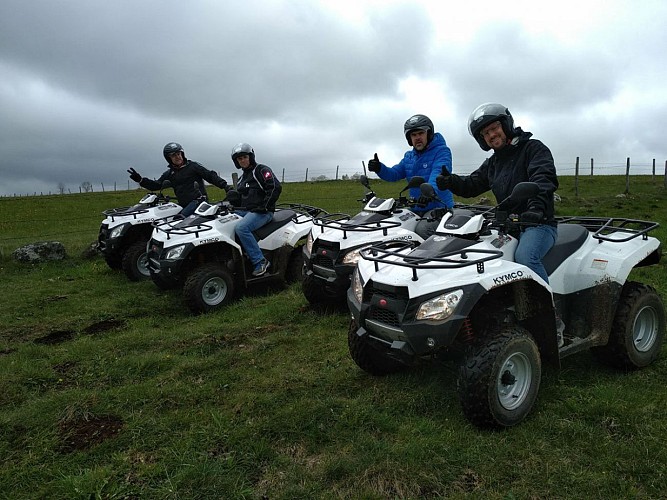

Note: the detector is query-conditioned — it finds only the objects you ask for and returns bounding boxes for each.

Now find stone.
[13,241,67,263]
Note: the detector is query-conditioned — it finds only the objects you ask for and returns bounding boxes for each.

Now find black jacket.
[140,160,228,207]
[450,129,558,223]
[237,163,282,213]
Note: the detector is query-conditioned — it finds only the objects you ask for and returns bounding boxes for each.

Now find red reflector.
[379,299,387,307]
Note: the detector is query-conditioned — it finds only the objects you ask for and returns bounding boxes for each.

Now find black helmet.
[468,103,515,151]
[163,142,186,163]
[231,142,256,169]
[404,114,434,146]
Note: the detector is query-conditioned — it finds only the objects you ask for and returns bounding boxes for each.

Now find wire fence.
[2,157,666,198]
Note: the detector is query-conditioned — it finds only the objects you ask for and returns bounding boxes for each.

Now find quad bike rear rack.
[555,216,659,243]
[276,203,329,225]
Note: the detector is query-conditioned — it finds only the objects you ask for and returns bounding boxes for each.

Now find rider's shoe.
[252,259,270,277]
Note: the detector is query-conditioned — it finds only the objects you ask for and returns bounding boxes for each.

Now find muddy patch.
[58,414,124,453]
[34,329,75,345]
[82,318,127,335]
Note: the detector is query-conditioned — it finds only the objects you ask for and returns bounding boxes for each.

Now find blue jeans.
[514,224,557,283]
[234,210,273,266]
[181,199,202,217]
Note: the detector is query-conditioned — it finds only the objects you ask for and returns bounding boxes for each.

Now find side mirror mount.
[400,176,426,196]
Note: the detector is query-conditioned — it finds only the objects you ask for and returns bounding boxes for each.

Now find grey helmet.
[403,114,434,146]
[468,103,515,151]
[163,142,186,164]
[231,142,256,169]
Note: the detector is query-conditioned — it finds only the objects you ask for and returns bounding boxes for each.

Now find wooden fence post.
[305,168,308,182]
[590,158,594,176]
[574,157,579,197]
[335,165,339,181]
[625,157,630,194]
[652,159,655,181]
[282,168,285,183]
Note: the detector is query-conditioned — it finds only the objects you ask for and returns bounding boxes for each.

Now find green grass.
[1,176,666,499]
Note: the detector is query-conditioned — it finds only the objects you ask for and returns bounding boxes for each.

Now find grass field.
[1,175,666,499]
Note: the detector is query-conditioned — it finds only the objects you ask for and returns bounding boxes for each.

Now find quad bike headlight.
[342,246,370,265]
[109,223,129,239]
[305,231,314,254]
[416,289,463,321]
[351,268,365,304]
[164,244,187,260]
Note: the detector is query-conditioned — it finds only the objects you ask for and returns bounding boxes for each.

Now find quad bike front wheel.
[285,247,305,284]
[302,273,346,306]
[347,320,405,376]
[592,282,665,369]
[183,263,235,314]
[122,239,151,281]
[457,325,541,429]
[149,269,179,290]
[103,253,122,270]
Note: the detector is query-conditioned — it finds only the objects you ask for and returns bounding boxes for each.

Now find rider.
[230,143,282,277]
[367,114,454,238]
[128,142,229,217]
[436,102,559,284]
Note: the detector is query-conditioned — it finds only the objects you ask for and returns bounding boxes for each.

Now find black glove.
[436,169,452,191]
[252,208,268,214]
[367,153,381,173]
[416,196,430,207]
[519,210,544,224]
[127,168,142,183]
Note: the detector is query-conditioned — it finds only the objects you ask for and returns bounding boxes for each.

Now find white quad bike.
[347,182,664,429]
[147,197,326,314]
[97,190,182,281]
[302,175,442,307]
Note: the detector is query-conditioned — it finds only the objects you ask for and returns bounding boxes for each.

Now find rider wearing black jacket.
[128,142,229,216]
[230,143,282,276]
[437,103,559,282]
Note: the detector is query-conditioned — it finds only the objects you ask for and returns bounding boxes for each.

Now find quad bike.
[146,196,327,314]
[302,175,441,307]
[347,182,664,429]
[97,189,182,281]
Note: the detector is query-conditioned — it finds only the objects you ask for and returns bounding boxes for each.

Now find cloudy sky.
[1,0,666,196]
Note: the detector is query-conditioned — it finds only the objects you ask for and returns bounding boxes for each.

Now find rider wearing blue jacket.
[367,114,453,238]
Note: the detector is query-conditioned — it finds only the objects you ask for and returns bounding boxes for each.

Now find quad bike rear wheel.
[122,239,151,281]
[347,320,405,376]
[592,282,665,369]
[183,263,235,314]
[457,325,541,429]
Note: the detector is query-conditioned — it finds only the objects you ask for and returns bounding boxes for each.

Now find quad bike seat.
[252,209,297,241]
[544,223,589,276]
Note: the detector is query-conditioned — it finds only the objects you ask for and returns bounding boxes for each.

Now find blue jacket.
[375,132,453,212]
